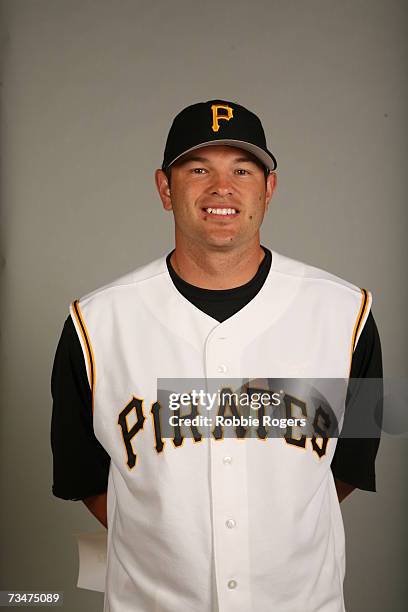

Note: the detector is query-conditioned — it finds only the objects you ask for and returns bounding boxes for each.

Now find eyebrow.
[177,154,258,165]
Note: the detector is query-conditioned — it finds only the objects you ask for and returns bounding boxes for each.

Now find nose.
[210,172,233,198]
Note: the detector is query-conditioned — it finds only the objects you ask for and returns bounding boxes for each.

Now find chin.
[202,235,240,249]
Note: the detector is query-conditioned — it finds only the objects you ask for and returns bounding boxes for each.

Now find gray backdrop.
[1,0,407,610]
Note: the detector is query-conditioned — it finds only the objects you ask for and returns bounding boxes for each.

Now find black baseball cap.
[162,99,277,172]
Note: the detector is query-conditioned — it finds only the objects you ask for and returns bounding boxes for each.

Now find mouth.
[201,207,240,217]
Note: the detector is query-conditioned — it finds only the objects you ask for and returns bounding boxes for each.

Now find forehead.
[173,144,261,166]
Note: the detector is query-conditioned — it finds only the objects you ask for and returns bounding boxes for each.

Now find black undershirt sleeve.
[330,311,383,491]
[51,316,110,500]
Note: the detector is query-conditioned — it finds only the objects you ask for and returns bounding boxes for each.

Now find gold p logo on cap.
[211,104,234,132]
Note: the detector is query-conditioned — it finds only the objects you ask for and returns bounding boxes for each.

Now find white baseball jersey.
[69,249,371,612]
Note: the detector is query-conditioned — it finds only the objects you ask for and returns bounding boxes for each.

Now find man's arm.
[330,311,382,495]
[334,478,356,503]
[82,492,108,528]
[51,316,111,509]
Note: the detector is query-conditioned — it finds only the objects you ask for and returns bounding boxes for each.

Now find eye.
[235,168,250,175]
[191,167,207,174]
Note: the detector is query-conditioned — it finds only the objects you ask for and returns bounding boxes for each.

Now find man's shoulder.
[74,255,168,307]
[271,249,364,297]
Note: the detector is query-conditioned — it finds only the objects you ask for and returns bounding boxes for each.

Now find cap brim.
[167,139,277,172]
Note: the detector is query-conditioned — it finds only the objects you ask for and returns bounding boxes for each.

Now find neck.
[170,240,265,289]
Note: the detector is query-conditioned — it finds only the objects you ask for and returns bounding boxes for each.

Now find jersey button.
[227,579,237,589]
[225,519,236,529]
[217,364,227,373]
[223,455,232,465]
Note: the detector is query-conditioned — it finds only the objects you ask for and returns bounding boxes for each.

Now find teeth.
[205,208,237,215]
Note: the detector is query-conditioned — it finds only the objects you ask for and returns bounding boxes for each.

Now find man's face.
[155,145,276,251]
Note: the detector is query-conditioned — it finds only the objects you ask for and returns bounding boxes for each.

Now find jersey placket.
[205,329,252,612]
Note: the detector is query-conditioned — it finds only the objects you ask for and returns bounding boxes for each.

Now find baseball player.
[51,99,382,612]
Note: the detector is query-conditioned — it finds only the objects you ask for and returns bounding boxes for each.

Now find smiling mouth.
[202,207,239,216]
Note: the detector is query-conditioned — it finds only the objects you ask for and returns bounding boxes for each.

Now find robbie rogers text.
[168,415,307,429]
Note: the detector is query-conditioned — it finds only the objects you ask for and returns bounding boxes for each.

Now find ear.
[265,171,277,211]
[155,169,172,211]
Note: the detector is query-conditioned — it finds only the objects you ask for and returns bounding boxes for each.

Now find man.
[51,99,382,611]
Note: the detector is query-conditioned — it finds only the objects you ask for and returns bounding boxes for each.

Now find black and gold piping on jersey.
[72,299,96,413]
[349,288,370,374]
